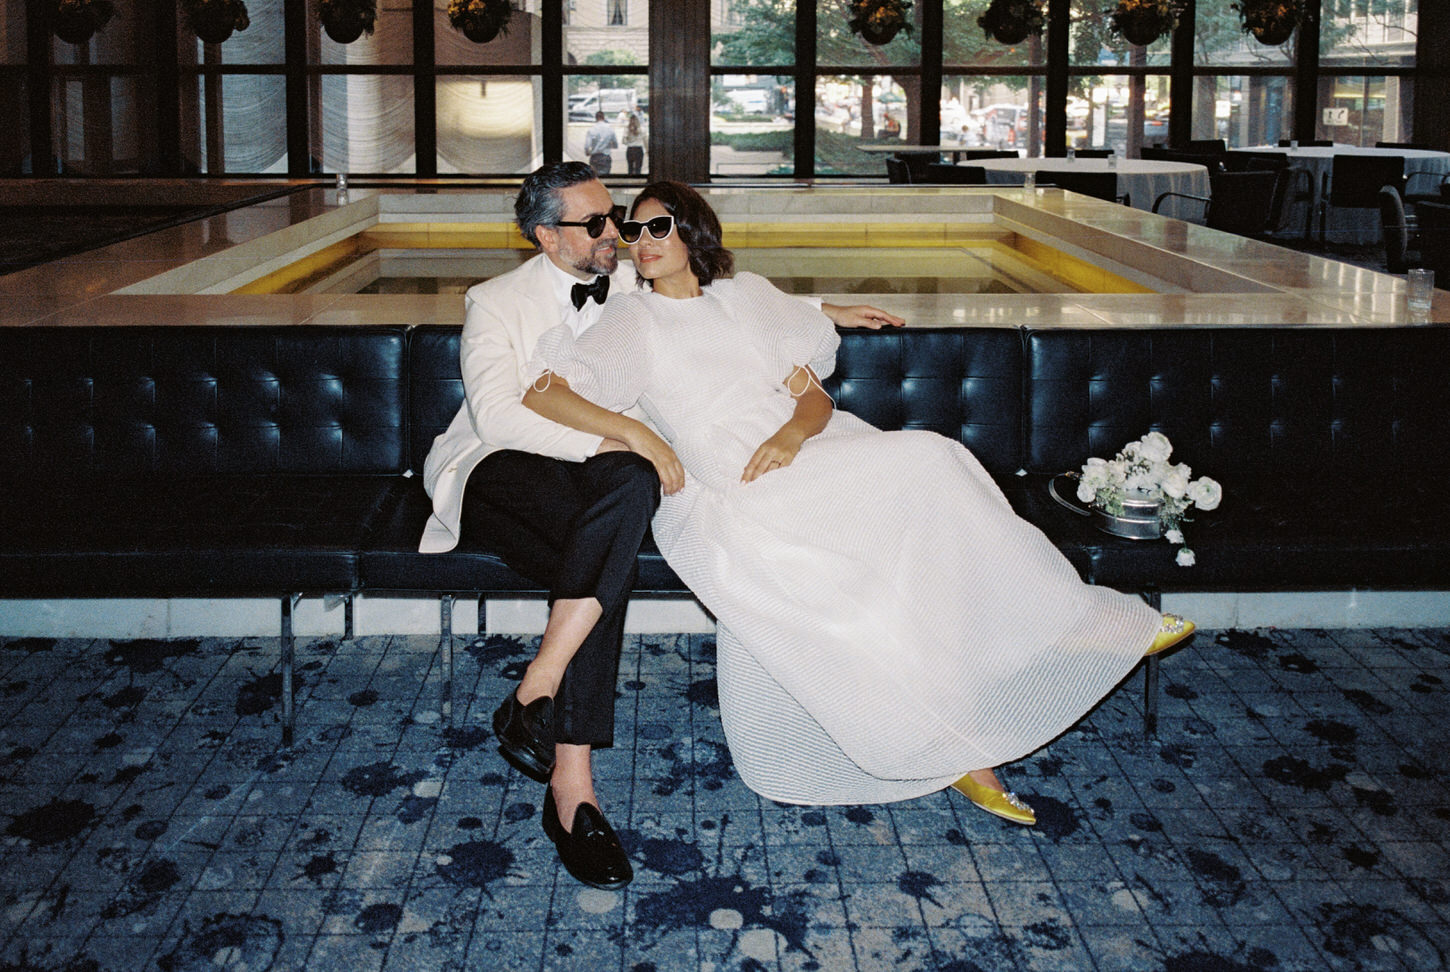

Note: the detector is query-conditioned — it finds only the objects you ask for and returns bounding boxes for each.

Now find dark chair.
[1404,170,1450,208]
[1152,169,1281,238]
[1222,152,1315,237]
[923,163,987,184]
[1070,148,1113,159]
[1187,138,1227,154]
[1415,200,1450,282]
[885,156,912,184]
[1376,140,1430,150]
[964,149,1020,160]
[1318,154,1406,243]
[894,151,940,182]
[1378,185,1420,275]
[1040,170,1127,206]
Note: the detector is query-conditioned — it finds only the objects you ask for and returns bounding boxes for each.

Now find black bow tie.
[570,274,610,311]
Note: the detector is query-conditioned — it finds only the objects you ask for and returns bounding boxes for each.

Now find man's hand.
[622,422,686,495]
[742,429,805,483]
[821,303,906,329]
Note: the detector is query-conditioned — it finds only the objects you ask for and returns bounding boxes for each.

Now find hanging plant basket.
[318,0,375,44]
[1232,0,1303,47]
[51,0,115,44]
[182,0,251,45]
[1109,0,1179,47]
[1249,18,1295,44]
[448,0,513,44]
[977,0,1045,45]
[848,0,912,46]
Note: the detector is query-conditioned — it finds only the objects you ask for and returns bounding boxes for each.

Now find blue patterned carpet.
[1,628,1447,971]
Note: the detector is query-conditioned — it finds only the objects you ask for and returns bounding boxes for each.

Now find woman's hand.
[742,429,805,483]
[622,421,686,495]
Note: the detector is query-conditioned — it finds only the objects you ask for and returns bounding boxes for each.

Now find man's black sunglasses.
[554,205,626,238]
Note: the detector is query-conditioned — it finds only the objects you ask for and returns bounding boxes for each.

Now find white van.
[569,88,638,122]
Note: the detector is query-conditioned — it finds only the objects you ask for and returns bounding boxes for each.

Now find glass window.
[1317,75,1415,147]
[711,74,793,176]
[816,74,910,175]
[316,75,415,174]
[0,75,26,174]
[1070,0,1172,68]
[1066,74,1171,156]
[179,0,286,66]
[1321,0,1417,70]
[318,0,414,65]
[52,74,155,175]
[437,1,542,66]
[566,0,646,64]
[51,0,144,66]
[180,73,287,173]
[438,76,534,174]
[818,0,921,69]
[564,74,646,171]
[944,0,1045,68]
[2,3,27,66]
[1195,4,1295,67]
[713,0,795,67]
[941,74,1043,156]
[1190,75,1294,149]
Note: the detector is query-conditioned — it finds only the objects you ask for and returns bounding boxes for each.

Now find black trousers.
[460,450,660,748]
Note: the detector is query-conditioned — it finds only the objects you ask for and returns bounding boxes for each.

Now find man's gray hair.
[515,161,598,247]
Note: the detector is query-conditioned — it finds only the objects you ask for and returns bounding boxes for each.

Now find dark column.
[649,0,709,182]
[918,0,942,150]
[25,0,55,174]
[285,0,310,175]
[1414,0,1449,151]
[414,0,437,177]
[792,0,816,179]
[1168,0,1194,148]
[542,0,563,163]
[153,0,181,175]
[1044,0,1070,156]
[1292,0,1321,143]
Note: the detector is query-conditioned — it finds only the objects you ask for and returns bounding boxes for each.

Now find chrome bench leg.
[281,593,301,747]
[440,594,455,727]
[1141,586,1162,739]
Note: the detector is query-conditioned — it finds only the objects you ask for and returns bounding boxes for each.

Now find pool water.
[235,223,1153,297]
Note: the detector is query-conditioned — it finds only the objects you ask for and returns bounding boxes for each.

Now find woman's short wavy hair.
[630,181,734,287]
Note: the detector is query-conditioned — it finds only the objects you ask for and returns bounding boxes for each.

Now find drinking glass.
[1407,268,1434,314]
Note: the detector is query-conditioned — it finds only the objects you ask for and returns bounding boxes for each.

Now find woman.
[523,182,1193,825]
[623,112,645,176]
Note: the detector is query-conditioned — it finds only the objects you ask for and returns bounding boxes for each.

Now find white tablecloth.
[1244,144,1450,244]
[975,158,1211,220]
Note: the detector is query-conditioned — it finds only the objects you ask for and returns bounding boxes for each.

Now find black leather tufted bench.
[5,322,1449,743]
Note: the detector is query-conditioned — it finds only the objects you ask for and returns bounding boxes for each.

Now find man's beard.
[572,242,619,277]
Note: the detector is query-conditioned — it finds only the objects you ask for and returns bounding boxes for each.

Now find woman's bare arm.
[741,366,833,483]
[524,375,686,494]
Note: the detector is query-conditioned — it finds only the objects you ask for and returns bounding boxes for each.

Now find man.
[583,111,618,177]
[420,161,903,890]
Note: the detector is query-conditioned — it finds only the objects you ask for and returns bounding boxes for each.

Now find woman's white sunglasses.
[619,214,675,244]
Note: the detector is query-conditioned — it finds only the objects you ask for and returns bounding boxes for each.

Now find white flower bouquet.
[1076,431,1221,566]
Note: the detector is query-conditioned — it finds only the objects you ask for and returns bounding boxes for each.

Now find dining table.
[856,143,1017,164]
[1243,143,1450,244]
[973,157,1212,220]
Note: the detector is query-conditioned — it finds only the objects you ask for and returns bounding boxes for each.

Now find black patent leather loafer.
[541,787,633,890]
[492,690,554,783]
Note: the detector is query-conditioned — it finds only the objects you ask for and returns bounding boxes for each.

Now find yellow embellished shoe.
[1145,613,1196,657]
[950,775,1037,826]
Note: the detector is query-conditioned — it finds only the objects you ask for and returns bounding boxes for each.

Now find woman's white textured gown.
[534,272,1161,805]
